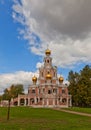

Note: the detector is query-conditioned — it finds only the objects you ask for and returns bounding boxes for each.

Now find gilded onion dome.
[32,75,37,83]
[46,74,52,79]
[59,76,64,83]
[45,49,51,55]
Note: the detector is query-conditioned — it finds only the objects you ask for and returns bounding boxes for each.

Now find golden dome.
[32,75,37,82]
[45,49,51,55]
[46,74,52,79]
[59,76,64,83]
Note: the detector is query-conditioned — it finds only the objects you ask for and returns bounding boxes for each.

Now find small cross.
[47,44,49,49]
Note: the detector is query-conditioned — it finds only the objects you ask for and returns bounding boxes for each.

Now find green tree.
[10,84,24,98]
[0,95,2,102]
[79,65,91,106]
[68,65,91,107]
[68,71,80,106]
[2,84,24,100]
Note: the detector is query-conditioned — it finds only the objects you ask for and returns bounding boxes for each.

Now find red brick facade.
[15,49,72,107]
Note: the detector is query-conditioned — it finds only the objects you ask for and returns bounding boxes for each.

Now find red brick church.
[12,49,72,108]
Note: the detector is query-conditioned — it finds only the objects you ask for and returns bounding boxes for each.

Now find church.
[14,49,72,107]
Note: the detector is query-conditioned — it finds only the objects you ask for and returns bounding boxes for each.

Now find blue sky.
[0,1,40,73]
[0,0,91,93]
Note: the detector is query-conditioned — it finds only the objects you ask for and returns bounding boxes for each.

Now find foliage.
[68,65,91,107]
[0,107,91,130]
[0,95,2,101]
[2,84,24,101]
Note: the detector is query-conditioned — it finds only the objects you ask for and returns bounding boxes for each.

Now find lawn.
[0,107,91,130]
[63,107,91,114]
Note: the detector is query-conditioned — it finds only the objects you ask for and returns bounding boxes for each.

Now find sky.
[0,0,91,94]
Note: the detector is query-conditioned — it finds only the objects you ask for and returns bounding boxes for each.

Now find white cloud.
[12,0,91,67]
[0,71,38,94]
[49,38,91,67]
[36,62,43,69]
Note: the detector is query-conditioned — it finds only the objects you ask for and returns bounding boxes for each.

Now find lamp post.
[7,98,11,120]
[7,88,11,121]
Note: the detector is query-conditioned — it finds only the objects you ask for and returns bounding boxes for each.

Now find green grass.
[0,107,91,130]
[63,107,91,114]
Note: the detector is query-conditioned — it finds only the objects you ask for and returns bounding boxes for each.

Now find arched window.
[42,72,43,77]
[48,90,51,94]
[62,98,66,103]
[20,98,24,105]
[48,71,50,74]
[32,89,35,93]
[30,98,34,104]
[54,71,55,76]
[62,90,65,94]
[37,98,38,103]
[47,59,49,63]
[40,98,42,101]
[43,88,45,92]
[53,89,57,93]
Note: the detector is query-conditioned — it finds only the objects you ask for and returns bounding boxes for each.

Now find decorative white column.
[18,96,20,106]
[24,98,26,106]
[60,97,62,102]
[28,98,30,106]
[35,97,36,104]
[38,97,40,102]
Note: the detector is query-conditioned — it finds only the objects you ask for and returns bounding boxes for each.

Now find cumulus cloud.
[0,71,38,94]
[36,62,43,69]
[12,0,91,67]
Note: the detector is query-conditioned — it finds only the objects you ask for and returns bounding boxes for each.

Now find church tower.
[39,49,57,85]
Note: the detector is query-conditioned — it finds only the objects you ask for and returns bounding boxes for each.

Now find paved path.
[53,108,91,117]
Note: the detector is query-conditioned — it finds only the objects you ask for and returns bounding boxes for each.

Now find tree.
[68,65,91,107]
[79,65,91,106]
[1,84,24,120]
[2,84,24,100]
[0,95,2,102]
[10,84,24,98]
[68,71,80,106]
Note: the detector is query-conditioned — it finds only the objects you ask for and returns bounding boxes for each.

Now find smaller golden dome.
[59,76,64,83]
[46,74,52,79]
[32,75,37,82]
[45,49,51,55]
